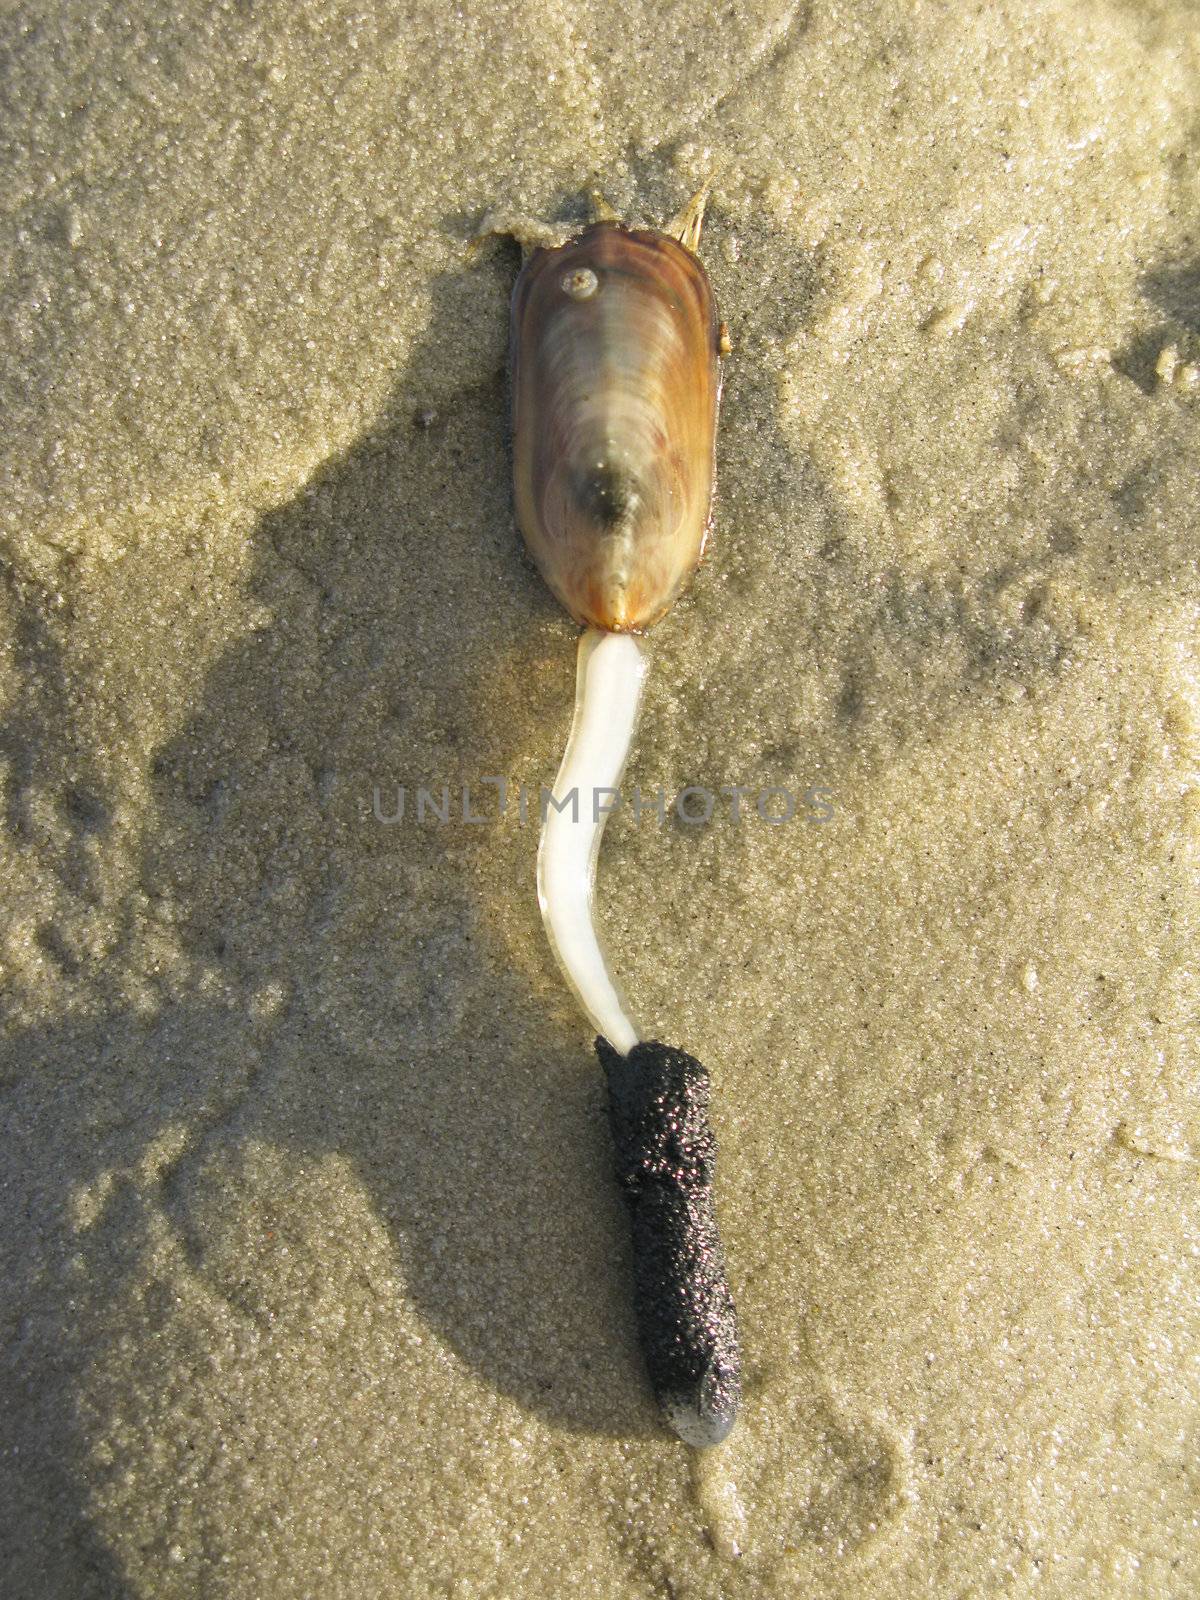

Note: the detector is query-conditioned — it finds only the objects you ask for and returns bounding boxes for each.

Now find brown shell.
[510,222,722,633]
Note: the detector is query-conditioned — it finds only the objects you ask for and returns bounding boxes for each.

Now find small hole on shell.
[561,267,598,300]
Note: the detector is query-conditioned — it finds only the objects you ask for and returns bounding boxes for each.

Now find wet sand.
[2,0,1198,1594]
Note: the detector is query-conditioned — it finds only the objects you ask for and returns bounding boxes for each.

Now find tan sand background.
[2,0,1198,1594]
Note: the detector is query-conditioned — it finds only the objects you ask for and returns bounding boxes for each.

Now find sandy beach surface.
[2,0,1198,1594]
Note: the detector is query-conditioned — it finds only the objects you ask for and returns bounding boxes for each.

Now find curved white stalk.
[537,628,649,1055]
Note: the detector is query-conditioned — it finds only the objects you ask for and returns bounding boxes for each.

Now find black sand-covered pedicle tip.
[596,1037,741,1448]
